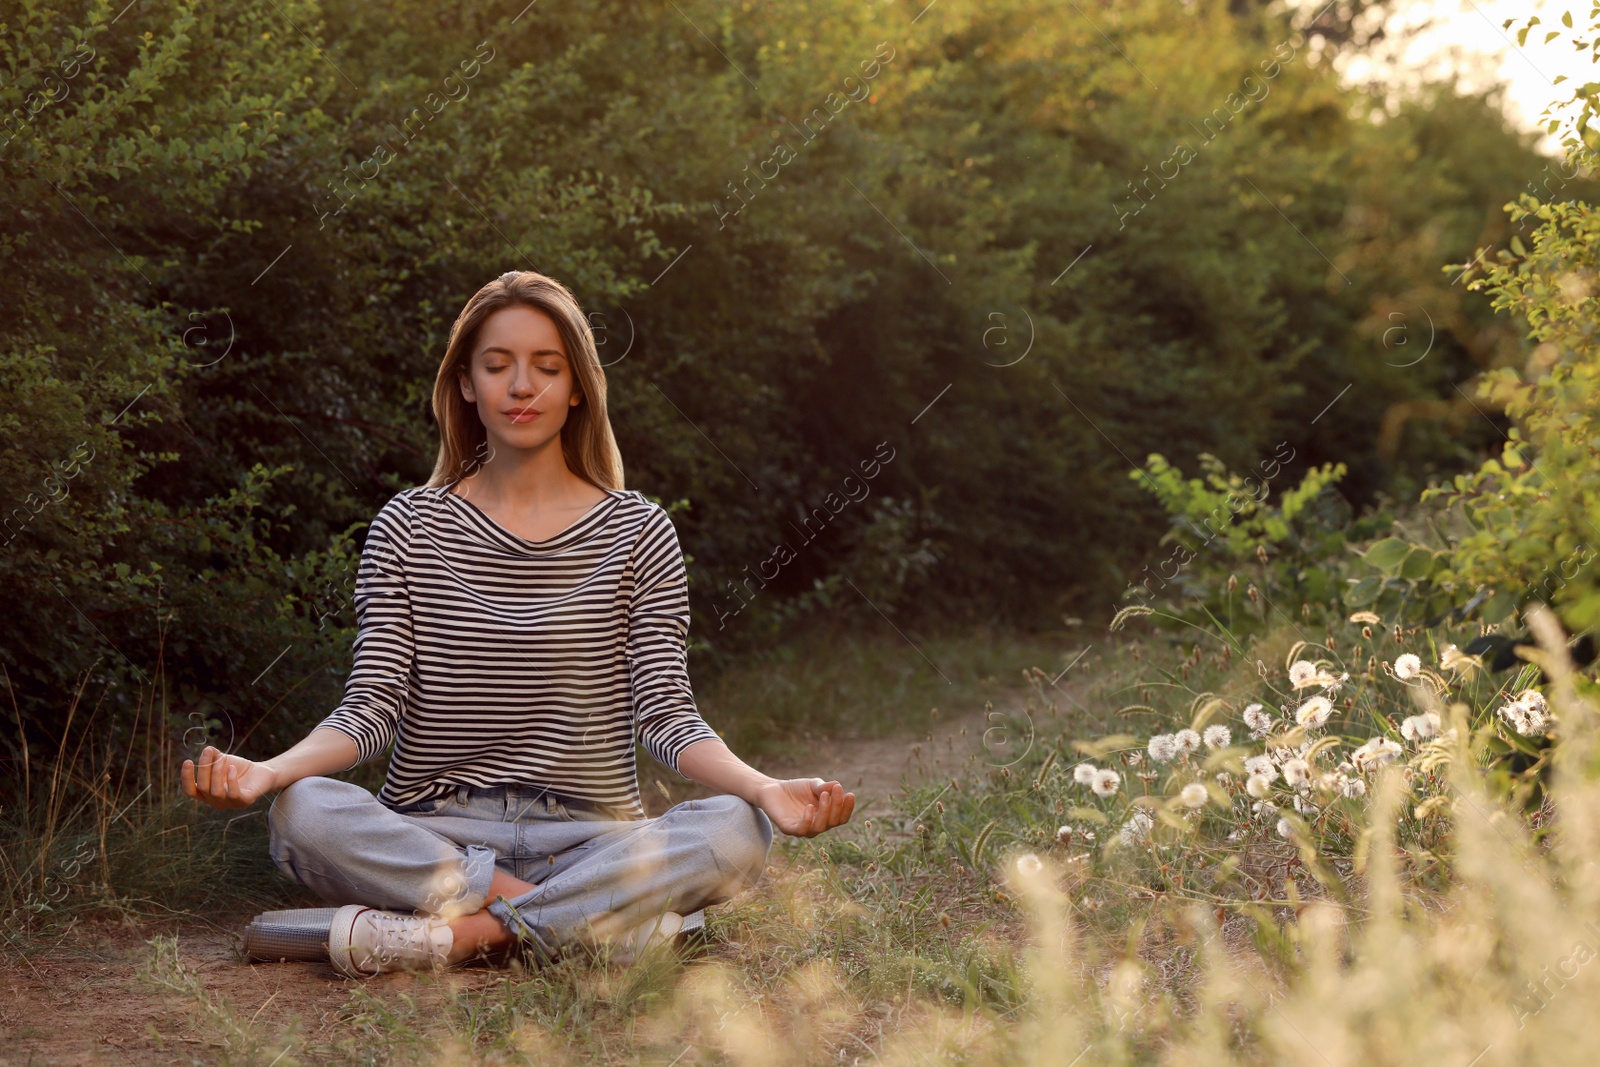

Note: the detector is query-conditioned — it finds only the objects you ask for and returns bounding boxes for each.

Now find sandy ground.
[0,693,1034,1065]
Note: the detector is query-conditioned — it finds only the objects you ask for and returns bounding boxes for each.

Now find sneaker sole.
[327,904,377,979]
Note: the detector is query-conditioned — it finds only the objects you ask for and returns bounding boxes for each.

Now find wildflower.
[1148,734,1178,762]
[1246,773,1273,799]
[1180,783,1208,809]
[1289,660,1318,688]
[1283,758,1312,790]
[1292,793,1319,815]
[1393,653,1422,681]
[1126,751,1144,766]
[1174,729,1202,755]
[1015,852,1043,876]
[1348,611,1381,625]
[1092,769,1122,797]
[1243,755,1279,781]
[1351,736,1403,770]
[1202,724,1231,749]
[1119,808,1154,843]
[1401,711,1441,743]
[1252,799,1278,819]
[1498,690,1551,736]
[1073,762,1098,785]
[1295,696,1333,730]
[1243,704,1274,738]
[1276,818,1292,839]
[1056,824,1096,846]
[1341,777,1367,799]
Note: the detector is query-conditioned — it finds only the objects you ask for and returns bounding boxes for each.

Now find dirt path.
[745,695,1030,825]
[0,689,1042,1064]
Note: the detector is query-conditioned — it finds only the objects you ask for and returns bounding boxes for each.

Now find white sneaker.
[607,910,684,966]
[327,904,454,978]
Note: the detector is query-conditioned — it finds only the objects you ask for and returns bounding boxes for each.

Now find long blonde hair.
[425,271,624,490]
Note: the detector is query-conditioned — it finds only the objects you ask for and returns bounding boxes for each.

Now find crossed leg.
[268,778,773,965]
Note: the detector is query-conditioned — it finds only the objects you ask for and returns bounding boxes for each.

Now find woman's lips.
[503,409,540,423]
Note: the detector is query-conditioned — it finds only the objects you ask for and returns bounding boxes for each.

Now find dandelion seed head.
[1243,755,1278,780]
[1289,660,1318,687]
[1283,758,1312,790]
[1174,728,1202,754]
[1147,734,1178,763]
[1180,782,1208,809]
[1351,736,1403,770]
[1092,768,1122,797]
[1394,653,1422,681]
[1202,724,1231,749]
[1246,773,1273,799]
[1073,762,1098,785]
[1295,696,1333,730]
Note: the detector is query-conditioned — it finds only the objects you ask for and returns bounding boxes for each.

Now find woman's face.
[458,305,582,458]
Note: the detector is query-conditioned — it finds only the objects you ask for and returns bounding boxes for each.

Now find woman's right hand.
[182,746,279,810]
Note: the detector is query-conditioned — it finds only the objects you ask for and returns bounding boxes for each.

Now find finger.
[195,747,217,794]
[818,785,836,828]
[181,759,196,799]
[224,761,240,802]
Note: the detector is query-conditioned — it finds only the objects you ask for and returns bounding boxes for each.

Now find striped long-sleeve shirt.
[315,483,722,819]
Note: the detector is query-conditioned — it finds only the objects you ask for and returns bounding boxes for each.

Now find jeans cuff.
[487,891,560,966]
[455,844,497,916]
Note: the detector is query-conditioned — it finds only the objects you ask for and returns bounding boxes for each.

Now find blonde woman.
[183,270,855,977]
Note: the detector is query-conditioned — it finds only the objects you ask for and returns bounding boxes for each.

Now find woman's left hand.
[755,777,856,837]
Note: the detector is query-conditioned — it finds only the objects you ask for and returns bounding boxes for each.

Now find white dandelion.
[1246,773,1274,799]
[1243,704,1274,738]
[1092,769,1122,797]
[1276,817,1293,839]
[1497,691,1550,736]
[1147,734,1178,763]
[1174,728,1202,755]
[1202,724,1231,749]
[1180,783,1208,809]
[1283,758,1312,790]
[1401,711,1441,743]
[1341,777,1367,799]
[1118,808,1154,843]
[1243,754,1279,780]
[1393,653,1422,681]
[1295,696,1333,730]
[1351,736,1403,771]
[1073,762,1099,785]
[1289,660,1318,688]
[1015,852,1044,876]
[1252,799,1278,819]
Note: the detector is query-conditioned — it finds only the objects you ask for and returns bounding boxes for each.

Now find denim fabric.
[267,776,773,963]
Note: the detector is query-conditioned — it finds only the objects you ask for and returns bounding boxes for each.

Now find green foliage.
[1121,449,1357,626]
[0,0,1560,760]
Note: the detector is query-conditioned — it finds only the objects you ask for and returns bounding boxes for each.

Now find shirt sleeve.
[626,503,721,776]
[315,492,416,764]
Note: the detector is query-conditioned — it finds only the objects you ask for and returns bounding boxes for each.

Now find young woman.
[182,270,855,978]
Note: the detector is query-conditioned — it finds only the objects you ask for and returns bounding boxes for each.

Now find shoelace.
[360,913,442,969]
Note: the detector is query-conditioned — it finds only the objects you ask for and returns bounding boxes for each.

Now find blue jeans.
[267,777,774,963]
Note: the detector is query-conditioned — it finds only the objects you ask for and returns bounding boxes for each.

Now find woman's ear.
[569,392,582,408]
[457,367,475,403]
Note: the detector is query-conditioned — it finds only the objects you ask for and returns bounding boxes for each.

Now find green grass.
[12,612,1590,1065]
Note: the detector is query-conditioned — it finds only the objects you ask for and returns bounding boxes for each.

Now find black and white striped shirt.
[317,483,722,819]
